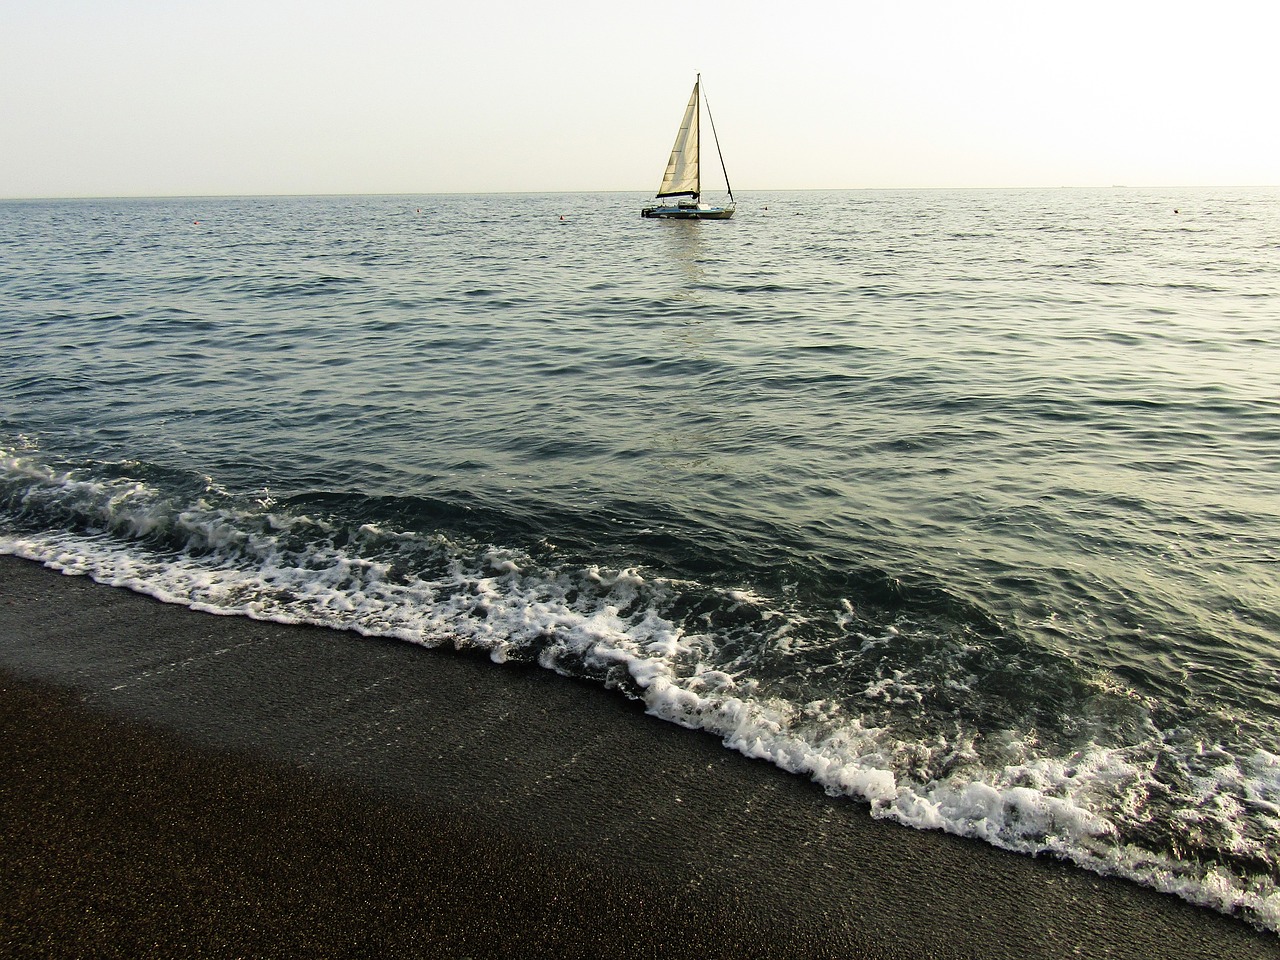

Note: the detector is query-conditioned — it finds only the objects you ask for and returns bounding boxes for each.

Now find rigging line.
[702,81,733,203]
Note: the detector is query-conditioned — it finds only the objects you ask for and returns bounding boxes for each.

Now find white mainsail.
[656,80,700,199]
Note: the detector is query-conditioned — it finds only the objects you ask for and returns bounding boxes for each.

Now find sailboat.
[641,74,735,220]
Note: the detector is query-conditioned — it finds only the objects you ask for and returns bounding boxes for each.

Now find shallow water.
[2,188,1278,929]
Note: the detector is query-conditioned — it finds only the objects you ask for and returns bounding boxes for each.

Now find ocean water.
[1,189,1278,930]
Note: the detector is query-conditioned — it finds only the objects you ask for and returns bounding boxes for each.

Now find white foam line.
[2,526,1277,934]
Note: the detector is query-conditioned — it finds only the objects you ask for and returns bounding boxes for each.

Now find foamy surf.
[3,449,1277,933]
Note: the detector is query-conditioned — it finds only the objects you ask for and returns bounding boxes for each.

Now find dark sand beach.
[1,555,1274,959]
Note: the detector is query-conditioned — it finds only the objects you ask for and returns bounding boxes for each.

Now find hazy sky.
[3,0,1277,198]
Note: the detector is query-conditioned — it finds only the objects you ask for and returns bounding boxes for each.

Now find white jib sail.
[656,81,700,198]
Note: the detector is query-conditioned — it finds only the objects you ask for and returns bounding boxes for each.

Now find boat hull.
[641,204,735,220]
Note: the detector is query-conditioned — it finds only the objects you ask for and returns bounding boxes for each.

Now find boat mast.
[702,77,733,204]
[695,73,701,201]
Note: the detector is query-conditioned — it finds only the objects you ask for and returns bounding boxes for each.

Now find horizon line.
[4,184,1278,202]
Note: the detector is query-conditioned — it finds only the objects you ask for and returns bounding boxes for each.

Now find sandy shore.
[0,555,1273,959]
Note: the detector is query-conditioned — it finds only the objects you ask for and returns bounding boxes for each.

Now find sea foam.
[2,448,1278,932]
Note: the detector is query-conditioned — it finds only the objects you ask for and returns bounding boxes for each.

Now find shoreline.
[1,555,1273,958]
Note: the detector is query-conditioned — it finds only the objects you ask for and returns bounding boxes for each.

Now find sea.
[1,189,1277,932]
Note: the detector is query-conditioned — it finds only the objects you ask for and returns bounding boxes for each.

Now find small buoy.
[193,220,200,225]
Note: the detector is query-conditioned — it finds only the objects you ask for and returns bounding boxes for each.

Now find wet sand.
[0,555,1274,959]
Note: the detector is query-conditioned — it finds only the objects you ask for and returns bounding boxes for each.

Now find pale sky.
[3,0,1277,198]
